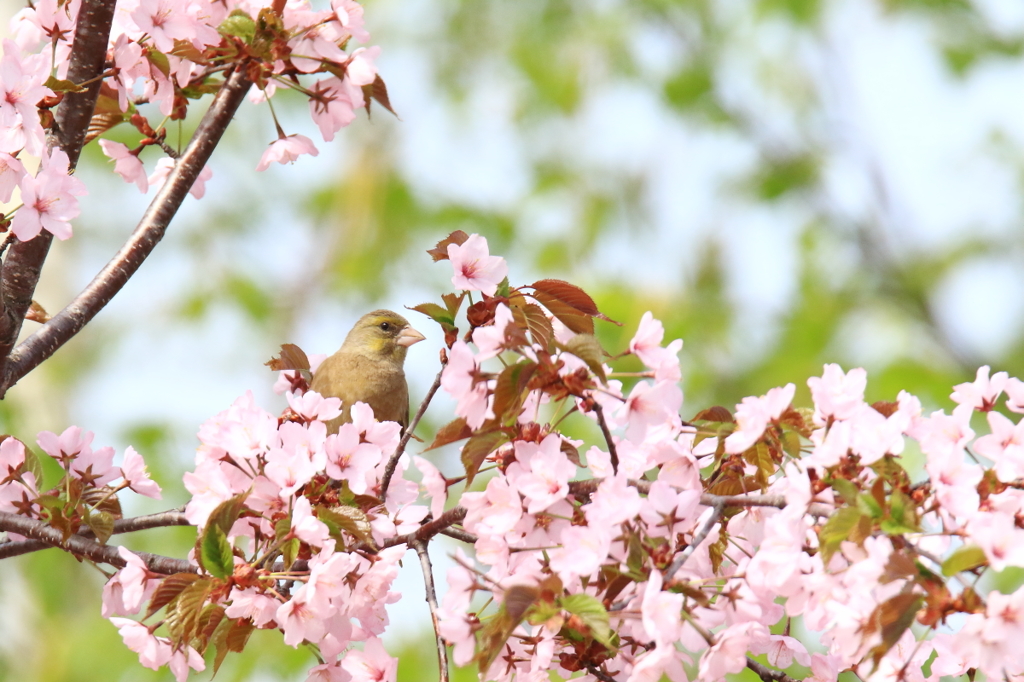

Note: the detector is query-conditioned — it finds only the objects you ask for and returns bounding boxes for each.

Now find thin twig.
[412,539,449,682]
[664,500,724,580]
[380,357,447,498]
[0,508,189,560]
[746,656,799,682]
[568,479,833,518]
[591,403,619,474]
[1,65,254,395]
[383,506,468,549]
[439,526,477,544]
[0,511,193,574]
[585,664,618,682]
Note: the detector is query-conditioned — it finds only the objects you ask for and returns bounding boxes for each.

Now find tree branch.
[591,402,619,474]
[1,65,254,395]
[746,656,800,682]
[411,539,449,682]
[0,511,194,574]
[664,499,724,580]
[383,506,468,549]
[0,0,117,379]
[0,509,189,560]
[380,356,446,498]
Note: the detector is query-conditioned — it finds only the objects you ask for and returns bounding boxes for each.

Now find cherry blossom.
[10,148,87,241]
[256,134,320,171]
[447,233,509,296]
[99,140,149,192]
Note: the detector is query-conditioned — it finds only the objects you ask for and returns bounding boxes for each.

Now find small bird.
[310,309,426,433]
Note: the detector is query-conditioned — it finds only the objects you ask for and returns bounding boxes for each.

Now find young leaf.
[492,361,538,424]
[941,545,987,576]
[560,593,613,649]
[207,492,250,535]
[426,417,473,451]
[561,334,607,384]
[427,231,469,262]
[818,507,869,564]
[86,510,115,545]
[317,505,375,548]
[265,344,310,372]
[146,573,203,619]
[200,524,234,579]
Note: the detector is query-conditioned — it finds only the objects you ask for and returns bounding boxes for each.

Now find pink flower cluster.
[85,235,1024,681]
[104,387,442,681]
[2,0,379,238]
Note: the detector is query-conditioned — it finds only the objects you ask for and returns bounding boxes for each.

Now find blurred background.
[2,0,1024,679]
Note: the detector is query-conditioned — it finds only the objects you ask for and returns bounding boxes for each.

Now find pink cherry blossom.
[472,303,514,360]
[342,637,397,682]
[130,0,195,53]
[973,410,1024,482]
[332,0,370,42]
[447,233,508,296]
[505,434,575,514]
[413,455,447,519]
[256,134,319,171]
[109,618,172,670]
[121,446,162,499]
[622,379,683,443]
[0,437,25,476]
[99,140,148,192]
[146,157,213,198]
[629,311,684,381]
[291,496,332,547]
[0,151,26,202]
[0,41,51,155]
[345,46,380,86]
[724,383,795,454]
[807,364,867,423]
[308,76,360,142]
[441,341,492,428]
[11,148,87,241]
[951,365,1007,411]
[287,10,349,73]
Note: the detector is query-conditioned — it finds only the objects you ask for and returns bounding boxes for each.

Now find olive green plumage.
[310,310,425,433]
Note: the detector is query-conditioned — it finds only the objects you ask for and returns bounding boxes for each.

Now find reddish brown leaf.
[462,431,507,487]
[530,280,600,316]
[427,231,469,262]
[146,573,203,619]
[362,74,397,118]
[692,406,734,423]
[265,343,310,372]
[532,290,594,335]
[426,417,473,451]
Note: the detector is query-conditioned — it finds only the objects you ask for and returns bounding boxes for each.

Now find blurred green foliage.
[2,0,1024,679]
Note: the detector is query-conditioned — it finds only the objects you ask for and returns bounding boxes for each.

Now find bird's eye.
[379,322,391,331]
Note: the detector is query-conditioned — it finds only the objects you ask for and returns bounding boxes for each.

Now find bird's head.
[342,309,426,362]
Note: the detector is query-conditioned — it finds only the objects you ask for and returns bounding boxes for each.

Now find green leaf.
[218,10,256,41]
[200,524,234,579]
[167,578,213,646]
[818,507,869,564]
[86,510,115,545]
[409,302,454,327]
[561,334,607,384]
[830,478,859,506]
[941,545,988,577]
[857,492,884,518]
[281,537,300,569]
[560,593,613,649]
[44,76,85,93]
[317,505,374,548]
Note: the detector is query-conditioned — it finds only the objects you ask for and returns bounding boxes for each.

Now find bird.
[310,309,426,434]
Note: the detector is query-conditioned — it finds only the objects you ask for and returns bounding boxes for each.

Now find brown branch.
[665,500,725,580]
[0,511,194,574]
[411,539,449,682]
[1,65,254,395]
[746,656,800,682]
[383,506,468,549]
[591,403,619,474]
[568,479,833,518]
[380,357,447,498]
[0,0,118,378]
[439,526,477,544]
[0,508,189,560]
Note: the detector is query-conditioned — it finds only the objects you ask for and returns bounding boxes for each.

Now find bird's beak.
[396,325,426,347]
